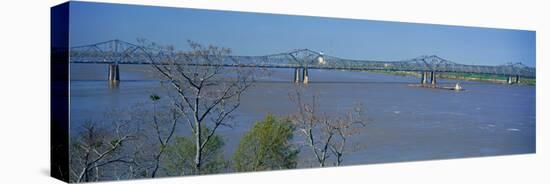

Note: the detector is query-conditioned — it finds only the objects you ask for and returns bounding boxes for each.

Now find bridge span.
[68,39,535,85]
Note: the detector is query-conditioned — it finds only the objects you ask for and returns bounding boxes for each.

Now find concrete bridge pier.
[108,64,120,83]
[421,71,428,84]
[302,67,309,84]
[294,68,301,83]
[430,71,437,85]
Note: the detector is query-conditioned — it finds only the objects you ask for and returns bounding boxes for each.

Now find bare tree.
[99,100,180,180]
[141,40,255,174]
[289,87,365,167]
[116,103,155,179]
[149,94,180,178]
[328,108,365,166]
[69,121,135,182]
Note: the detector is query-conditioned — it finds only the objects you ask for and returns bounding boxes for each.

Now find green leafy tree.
[163,127,228,176]
[233,115,299,172]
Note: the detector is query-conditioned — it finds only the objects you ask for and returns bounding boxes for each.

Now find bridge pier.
[430,71,437,85]
[293,67,309,84]
[294,68,301,83]
[302,67,309,84]
[108,64,120,83]
[421,71,428,84]
[506,75,522,85]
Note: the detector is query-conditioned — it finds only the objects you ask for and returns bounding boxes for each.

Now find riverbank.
[371,70,536,86]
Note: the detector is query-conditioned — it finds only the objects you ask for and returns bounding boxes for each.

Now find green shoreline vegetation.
[369,70,536,86]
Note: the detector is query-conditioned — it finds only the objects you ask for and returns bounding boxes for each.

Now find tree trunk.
[151,151,161,178]
[195,122,202,173]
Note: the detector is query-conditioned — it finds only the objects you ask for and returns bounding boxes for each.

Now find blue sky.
[69,2,536,67]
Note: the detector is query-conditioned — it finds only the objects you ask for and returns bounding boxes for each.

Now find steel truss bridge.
[68,39,535,84]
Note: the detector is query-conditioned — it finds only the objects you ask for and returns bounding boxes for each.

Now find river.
[69,63,536,166]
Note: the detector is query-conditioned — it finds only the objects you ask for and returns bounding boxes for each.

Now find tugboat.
[453,82,462,91]
[408,82,464,91]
